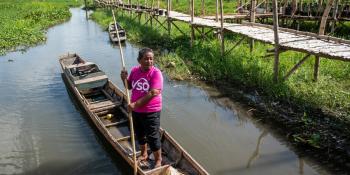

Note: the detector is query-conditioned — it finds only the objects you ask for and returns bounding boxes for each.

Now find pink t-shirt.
[128,66,163,113]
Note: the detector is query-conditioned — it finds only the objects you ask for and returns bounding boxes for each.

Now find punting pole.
[111,9,138,175]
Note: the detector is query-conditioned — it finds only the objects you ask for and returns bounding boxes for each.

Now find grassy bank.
[91,9,349,120]
[0,0,82,55]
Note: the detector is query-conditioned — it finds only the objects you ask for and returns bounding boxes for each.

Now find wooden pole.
[272,0,280,83]
[216,0,219,22]
[151,0,154,26]
[190,0,195,47]
[167,0,171,36]
[201,0,205,16]
[250,0,256,53]
[331,0,339,33]
[319,0,334,35]
[315,0,334,81]
[111,9,138,175]
[219,0,224,56]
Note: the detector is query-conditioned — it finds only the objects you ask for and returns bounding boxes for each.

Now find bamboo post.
[167,0,172,36]
[315,0,334,81]
[216,0,219,22]
[250,0,256,53]
[292,0,297,16]
[201,0,205,38]
[316,0,323,17]
[151,0,154,26]
[201,0,205,16]
[331,0,339,33]
[111,10,138,175]
[272,0,280,83]
[190,0,195,47]
[219,0,224,56]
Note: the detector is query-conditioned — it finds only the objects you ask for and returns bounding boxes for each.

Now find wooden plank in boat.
[105,119,128,127]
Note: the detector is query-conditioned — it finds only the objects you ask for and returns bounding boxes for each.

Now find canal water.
[0,8,329,175]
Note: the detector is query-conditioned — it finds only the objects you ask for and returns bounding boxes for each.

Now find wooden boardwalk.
[168,10,350,62]
[96,0,350,62]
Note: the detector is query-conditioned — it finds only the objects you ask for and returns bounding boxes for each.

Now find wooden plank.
[117,135,131,141]
[105,119,128,127]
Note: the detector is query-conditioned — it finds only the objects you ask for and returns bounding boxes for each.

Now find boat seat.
[90,100,121,113]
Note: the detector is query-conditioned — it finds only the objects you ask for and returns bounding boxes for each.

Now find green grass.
[91,8,350,119]
[128,0,237,15]
[0,0,82,55]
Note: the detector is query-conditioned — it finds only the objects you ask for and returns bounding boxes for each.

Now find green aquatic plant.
[0,0,82,55]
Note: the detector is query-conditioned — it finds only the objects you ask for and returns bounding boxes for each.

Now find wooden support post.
[215,0,220,39]
[190,0,195,47]
[167,0,171,36]
[319,0,334,35]
[219,0,224,56]
[314,56,320,81]
[201,0,205,16]
[292,0,297,16]
[250,0,256,22]
[314,0,334,81]
[215,0,219,22]
[250,0,256,53]
[272,0,280,83]
[331,0,339,33]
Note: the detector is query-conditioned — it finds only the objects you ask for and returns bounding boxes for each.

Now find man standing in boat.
[120,48,163,168]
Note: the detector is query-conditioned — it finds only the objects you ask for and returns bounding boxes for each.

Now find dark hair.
[137,48,153,61]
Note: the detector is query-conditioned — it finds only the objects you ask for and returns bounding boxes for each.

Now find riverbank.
[0,0,82,55]
[91,8,350,173]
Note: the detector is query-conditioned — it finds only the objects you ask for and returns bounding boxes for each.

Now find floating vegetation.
[0,0,82,55]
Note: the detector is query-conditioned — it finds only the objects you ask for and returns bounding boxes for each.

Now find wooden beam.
[151,16,168,30]
[283,54,311,80]
[171,21,187,36]
[224,37,246,56]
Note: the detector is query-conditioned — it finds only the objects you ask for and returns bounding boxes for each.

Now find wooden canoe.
[108,22,127,43]
[59,53,209,175]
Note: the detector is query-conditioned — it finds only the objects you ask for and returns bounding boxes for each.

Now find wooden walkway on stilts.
[95,0,350,81]
[168,11,350,62]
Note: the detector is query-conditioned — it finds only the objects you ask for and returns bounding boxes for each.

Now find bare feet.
[154,159,162,168]
[137,154,148,162]
[153,149,162,168]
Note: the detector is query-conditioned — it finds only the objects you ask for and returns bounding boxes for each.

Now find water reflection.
[246,129,268,168]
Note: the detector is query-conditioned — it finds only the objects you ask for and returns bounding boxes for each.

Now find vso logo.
[132,78,149,92]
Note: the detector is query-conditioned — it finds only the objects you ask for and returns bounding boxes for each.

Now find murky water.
[0,8,329,175]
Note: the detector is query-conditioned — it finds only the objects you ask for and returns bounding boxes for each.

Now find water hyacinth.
[0,0,81,55]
